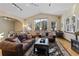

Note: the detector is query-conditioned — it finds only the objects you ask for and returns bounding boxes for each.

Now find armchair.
[56,30,64,38]
[48,32,56,42]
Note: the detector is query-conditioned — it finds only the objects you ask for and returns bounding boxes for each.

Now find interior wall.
[0,17,15,38]
[0,10,24,39]
[25,13,61,33]
[14,20,23,33]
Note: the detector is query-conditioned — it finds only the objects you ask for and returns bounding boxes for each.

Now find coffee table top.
[35,38,49,46]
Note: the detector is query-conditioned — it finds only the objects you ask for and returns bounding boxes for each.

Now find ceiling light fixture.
[30,3,39,7]
[12,3,23,11]
[49,3,51,7]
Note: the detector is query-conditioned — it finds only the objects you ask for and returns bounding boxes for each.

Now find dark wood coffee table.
[34,38,49,56]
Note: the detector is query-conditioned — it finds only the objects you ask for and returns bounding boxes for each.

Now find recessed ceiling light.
[26,3,39,7]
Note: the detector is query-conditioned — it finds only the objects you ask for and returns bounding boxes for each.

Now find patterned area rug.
[29,42,63,56]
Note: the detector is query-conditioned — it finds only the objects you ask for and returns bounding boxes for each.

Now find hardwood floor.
[57,38,79,56]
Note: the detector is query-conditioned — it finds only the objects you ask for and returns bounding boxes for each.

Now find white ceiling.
[0,3,74,19]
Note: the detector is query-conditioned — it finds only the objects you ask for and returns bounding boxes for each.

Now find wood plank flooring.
[58,38,79,56]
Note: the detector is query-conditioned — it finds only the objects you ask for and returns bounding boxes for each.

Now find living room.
[0,3,79,56]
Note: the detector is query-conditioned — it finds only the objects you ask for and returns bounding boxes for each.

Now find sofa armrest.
[16,43,23,55]
[0,41,23,56]
[0,41,23,55]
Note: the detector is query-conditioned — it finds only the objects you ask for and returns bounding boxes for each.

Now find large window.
[34,19,48,31]
[71,16,76,32]
[41,19,47,30]
[77,19,79,31]
[51,21,56,31]
[34,19,41,31]
[65,16,77,33]
[66,18,70,32]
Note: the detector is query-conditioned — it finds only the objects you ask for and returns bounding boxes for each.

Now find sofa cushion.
[27,34,32,39]
[13,38,21,43]
[22,39,33,43]
[18,35,25,42]
[5,38,15,42]
[21,43,30,51]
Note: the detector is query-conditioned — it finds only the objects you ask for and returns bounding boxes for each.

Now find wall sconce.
[23,24,26,28]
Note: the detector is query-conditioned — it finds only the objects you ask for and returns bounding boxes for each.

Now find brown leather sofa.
[0,41,23,56]
[0,33,35,56]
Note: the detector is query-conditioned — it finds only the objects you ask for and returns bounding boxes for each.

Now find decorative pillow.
[18,35,24,42]
[13,38,21,43]
[27,34,32,39]
[5,38,15,42]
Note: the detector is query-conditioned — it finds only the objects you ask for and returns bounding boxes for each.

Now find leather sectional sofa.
[0,33,35,56]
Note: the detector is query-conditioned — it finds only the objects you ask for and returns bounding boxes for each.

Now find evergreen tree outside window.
[51,22,56,31]
[34,19,48,31]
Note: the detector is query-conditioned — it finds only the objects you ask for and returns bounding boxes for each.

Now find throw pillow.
[5,38,15,42]
[13,38,21,43]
